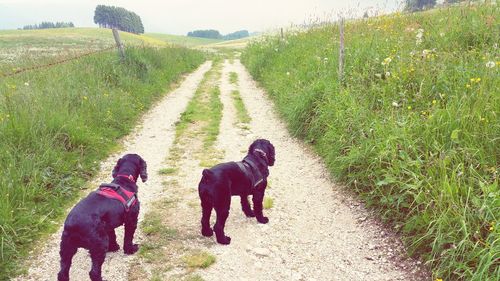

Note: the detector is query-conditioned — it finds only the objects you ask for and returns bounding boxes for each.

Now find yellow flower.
[408,106,412,110]
[466,84,471,88]
[432,100,437,105]
[435,279,443,281]
[83,96,88,100]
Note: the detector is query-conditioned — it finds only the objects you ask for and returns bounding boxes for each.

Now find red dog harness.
[97,183,137,212]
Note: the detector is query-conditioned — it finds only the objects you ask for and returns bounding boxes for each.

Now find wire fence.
[0,45,116,78]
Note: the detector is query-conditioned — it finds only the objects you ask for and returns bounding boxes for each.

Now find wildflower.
[490,222,495,231]
[385,71,391,77]
[83,96,88,100]
[466,84,471,88]
[439,32,445,37]
[470,77,481,83]
[24,82,29,86]
[286,72,290,76]
[435,278,443,281]
[392,101,399,107]
[485,61,495,68]
[432,100,437,105]
[381,57,392,66]
[407,106,412,110]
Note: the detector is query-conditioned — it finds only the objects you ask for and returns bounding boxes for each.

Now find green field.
[0,27,168,74]
[0,29,204,278]
[243,3,499,281]
[146,32,224,47]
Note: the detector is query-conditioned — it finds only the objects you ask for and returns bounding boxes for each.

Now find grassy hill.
[0,29,205,278]
[0,27,168,74]
[242,3,498,280]
[146,32,224,47]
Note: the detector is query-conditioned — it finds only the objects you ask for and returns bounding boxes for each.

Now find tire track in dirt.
[197,59,429,281]
[13,61,212,281]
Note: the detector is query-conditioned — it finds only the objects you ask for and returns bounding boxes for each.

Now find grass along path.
[12,61,212,281]
[128,60,224,280]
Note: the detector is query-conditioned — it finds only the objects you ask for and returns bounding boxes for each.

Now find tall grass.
[0,46,204,280]
[242,4,498,280]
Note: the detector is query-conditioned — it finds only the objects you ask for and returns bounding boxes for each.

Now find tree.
[93,5,144,34]
[405,0,437,11]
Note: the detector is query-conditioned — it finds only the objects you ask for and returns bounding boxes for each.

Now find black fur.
[198,139,275,245]
[57,154,148,281]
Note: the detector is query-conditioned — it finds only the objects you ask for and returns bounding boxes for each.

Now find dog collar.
[116,174,135,182]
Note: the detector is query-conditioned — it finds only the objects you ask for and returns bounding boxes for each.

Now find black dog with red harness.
[58,154,147,281]
[198,139,275,245]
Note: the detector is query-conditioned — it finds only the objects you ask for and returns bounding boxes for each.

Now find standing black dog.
[198,139,275,245]
[57,154,148,281]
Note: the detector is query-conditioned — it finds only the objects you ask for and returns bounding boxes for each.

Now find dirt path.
[197,59,428,280]
[15,58,428,281]
[13,61,212,281]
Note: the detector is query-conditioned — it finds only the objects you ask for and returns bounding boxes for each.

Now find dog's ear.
[139,157,148,183]
[266,142,275,166]
[112,158,122,178]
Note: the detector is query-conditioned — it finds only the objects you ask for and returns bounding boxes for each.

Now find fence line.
[0,45,116,78]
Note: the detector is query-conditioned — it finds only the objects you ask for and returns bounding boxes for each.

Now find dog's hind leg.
[200,194,214,237]
[107,229,120,252]
[57,232,78,281]
[213,206,231,245]
[89,247,106,281]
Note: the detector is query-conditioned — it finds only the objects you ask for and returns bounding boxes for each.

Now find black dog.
[198,139,275,245]
[57,154,147,281]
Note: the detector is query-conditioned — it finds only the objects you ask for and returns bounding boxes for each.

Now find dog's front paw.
[244,210,255,217]
[124,244,139,255]
[216,235,231,245]
[201,227,213,237]
[257,216,269,224]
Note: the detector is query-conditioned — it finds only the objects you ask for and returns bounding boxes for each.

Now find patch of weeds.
[263,197,274,209]
[185,274,205,281]
[229,71,238,84]
[183,251,216,269]
[231,90,251,124]
[159,167,178,175]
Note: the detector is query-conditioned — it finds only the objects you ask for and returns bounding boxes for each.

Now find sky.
[0,0,404,35]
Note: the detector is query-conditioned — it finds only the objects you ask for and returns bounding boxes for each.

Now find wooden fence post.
[112,28,125,60]
[338,17,345,84]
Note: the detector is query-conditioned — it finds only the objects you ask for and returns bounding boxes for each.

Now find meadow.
[242,3,499,280]
[146,32,224,47]
[0,27,169,75]
[0,32,204,278]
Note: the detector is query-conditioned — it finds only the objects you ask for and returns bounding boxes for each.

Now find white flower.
[439,32,445,37]
[286,72,290,76]
[385,71,391,77]
[392,101,399,107]
[24,82,29,86]
[381,57,392,66]
[486,61,495,68]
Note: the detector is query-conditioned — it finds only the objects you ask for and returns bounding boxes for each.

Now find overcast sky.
[0,0,404,35]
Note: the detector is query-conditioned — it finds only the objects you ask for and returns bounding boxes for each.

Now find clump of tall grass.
[0,46,204,279]
[242,4,498,280]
